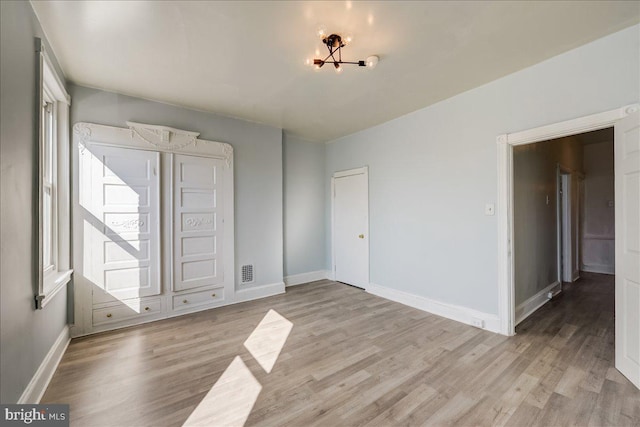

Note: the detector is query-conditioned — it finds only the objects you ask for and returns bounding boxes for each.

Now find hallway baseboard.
[515,281,561,326]
[284,271,330,287]
[581,264,614,275]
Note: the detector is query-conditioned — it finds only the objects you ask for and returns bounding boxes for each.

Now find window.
[42,100,55,274]
[36,38,72,308]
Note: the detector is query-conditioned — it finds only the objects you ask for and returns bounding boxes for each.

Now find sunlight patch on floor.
[183,309,293,426]
[182,356,262,427]
[243,309,294,373]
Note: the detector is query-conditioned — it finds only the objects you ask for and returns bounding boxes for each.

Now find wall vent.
[241,264,254,284]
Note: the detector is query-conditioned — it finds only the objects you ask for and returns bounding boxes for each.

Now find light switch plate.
[485,203,495,216]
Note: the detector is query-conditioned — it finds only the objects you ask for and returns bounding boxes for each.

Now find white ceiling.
[32,1,639,142]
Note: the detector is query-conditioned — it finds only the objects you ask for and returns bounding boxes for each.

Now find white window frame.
[36,39,72,309]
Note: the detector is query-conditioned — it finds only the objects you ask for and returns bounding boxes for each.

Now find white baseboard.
[581,264,614,275]
[572,270,580,282]
[367,283,501,334]
[18,325,70,404]
[284,270,330,287]
[234,282,285,303]
[515,281,561,326]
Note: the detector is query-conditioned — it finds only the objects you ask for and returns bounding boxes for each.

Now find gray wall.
[582,140,615,274]
[0,1,69,403]
[283,134,326,277]
[513,137,583,305]
[69,84,284,290]
[325,25,639,315]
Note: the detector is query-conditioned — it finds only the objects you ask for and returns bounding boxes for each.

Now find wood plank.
[40,273,639,426]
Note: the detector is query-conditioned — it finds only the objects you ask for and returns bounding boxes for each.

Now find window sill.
[37,269,72,309]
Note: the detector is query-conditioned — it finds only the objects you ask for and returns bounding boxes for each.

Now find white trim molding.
[38,269,72,309]
[234,282,285,303]
[367,283,501,334]
[74,122,233,166]
[284,270,330,287]
[35,38,73,309]
[515,281,561,326]
[582,263,615,275]
[18,326,70,404]
[497,104,638,336]
[572,270,581,282]
[37,39,70,105]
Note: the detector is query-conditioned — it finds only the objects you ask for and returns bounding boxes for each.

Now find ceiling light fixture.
[306,32,378,73]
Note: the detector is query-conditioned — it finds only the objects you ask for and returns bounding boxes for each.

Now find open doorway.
[512,128,613,326]
[511,133,589,325]
[497,105,640,389]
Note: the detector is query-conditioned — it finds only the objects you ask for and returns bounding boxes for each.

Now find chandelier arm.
[312,32,371,70]
[328,51,340,64]
[321,53,333,62]
[315,58,365,65]
[322,44,337,63]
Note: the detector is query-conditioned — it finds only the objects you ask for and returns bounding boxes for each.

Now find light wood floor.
[43,272,639,426]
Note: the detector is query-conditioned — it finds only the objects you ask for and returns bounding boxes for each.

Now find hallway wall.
[513,136,584,306]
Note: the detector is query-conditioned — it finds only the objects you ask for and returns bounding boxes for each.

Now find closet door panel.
[174,155,224,291]
[82,144,161,301]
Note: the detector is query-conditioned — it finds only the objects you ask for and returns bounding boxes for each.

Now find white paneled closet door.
[81,144,161,301]
[73,121,236,337]
[173,154,225,291]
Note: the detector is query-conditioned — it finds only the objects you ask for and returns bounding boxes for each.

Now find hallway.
[513,272,637,425]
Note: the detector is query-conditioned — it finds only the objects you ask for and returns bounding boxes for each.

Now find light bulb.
[305,58,312,66]
[366,55,379,69]
[344,35,353,45]
[317,25,326,38]
[335,65,343,74]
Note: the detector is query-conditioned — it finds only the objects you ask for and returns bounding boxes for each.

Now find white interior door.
[81,144,161,301]
[174,154,224,291]
[615,110,640,389]
[333,168,369,289]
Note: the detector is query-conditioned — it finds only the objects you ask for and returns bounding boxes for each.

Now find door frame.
[496,104,639,336]
[575,174,585,281]
[557,166,572,284]
[331,166,369,289]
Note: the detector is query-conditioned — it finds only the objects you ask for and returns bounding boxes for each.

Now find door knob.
[358,234,365,239]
